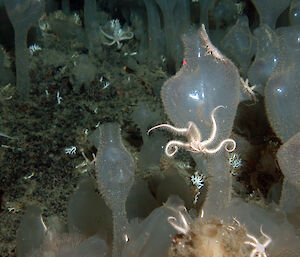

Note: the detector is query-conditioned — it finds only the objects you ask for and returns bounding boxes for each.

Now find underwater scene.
[0,0,300,256]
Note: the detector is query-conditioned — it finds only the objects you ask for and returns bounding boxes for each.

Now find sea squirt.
[161,25,240,145]
[96,123,135,257]
[160,25,241,217]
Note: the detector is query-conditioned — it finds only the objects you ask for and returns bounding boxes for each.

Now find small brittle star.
[244,225,272,257]
[240,77,258,102]
[100,19,134,49]
[166,205,191,235]
[148,105,236,157]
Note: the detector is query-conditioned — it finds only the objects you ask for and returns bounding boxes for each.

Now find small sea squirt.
[96,123,135,257]
[161,25,240,144]
[4,0,45,98]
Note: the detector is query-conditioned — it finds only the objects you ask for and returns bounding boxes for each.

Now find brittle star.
[244,225,272,257]
[100,19,134,49]
[166,205,191,235]
[147,105,236,157]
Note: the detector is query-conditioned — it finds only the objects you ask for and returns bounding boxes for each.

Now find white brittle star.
[147,105,236,157]
[166,205,191,235]
[240,77,258,102]
[244,225,272,257]
[100,19,134,49]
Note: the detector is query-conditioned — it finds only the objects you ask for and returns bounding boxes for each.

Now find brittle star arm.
[147,123,189,136]
[165,140,191,157]
[99,31,117,46]
[100,27,115,40]
[167,205,190,235]
[202,138,236,154]
[200,105,224,147]
[167,213,189,235]
[103,40,117,46]
[121,31,134,40]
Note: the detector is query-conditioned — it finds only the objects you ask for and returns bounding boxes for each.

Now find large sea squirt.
[160,25,240,216]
